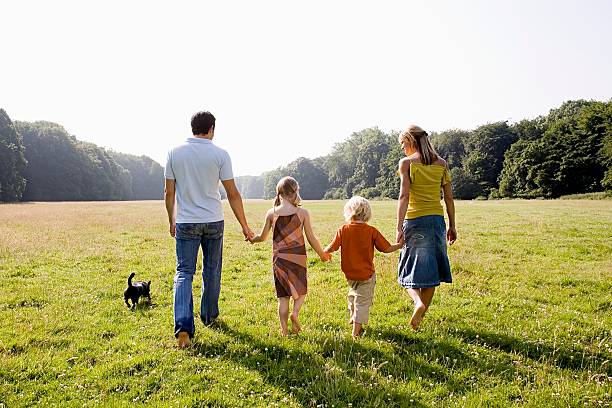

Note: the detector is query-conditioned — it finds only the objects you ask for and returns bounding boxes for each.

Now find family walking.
[164,111,456,348]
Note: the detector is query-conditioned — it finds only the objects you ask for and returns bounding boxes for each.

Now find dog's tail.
[127,272,135,286]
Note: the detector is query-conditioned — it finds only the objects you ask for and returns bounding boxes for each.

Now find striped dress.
[272,212,308,299]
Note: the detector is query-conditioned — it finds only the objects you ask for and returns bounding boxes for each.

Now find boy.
[324,196,402,338]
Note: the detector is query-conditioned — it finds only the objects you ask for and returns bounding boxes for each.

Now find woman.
[396,125,456,330]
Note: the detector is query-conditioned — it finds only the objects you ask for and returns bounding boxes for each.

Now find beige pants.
[347,273,376,325]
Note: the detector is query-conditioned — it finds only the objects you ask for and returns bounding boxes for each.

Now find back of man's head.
[191,111,216,135]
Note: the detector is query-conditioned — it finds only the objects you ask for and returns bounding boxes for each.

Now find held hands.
[396,228,405,246]
[320,245,333,262]
[242,226,255,242]
[247,234,261,244]
[447,227,457,245]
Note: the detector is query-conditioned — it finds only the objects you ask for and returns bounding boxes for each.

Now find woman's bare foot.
[177,332,191,348]
[290,313,301,334]
[410,302,426,331]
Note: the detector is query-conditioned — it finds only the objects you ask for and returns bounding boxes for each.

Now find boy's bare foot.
[177,332,191,348]
[352,322,363,338]
[410,302,426,331]
[290,314,301,334]
[280,328,289,336]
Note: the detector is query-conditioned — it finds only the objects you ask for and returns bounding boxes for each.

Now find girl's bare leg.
[407,288,426,330]
[290,294,306,334]
[278,297,290,336]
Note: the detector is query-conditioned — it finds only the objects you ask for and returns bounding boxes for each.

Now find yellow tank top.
[405,163,451,219]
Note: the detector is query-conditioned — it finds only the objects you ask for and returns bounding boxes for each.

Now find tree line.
[0,109,163,202]
[234,99,611,200]
[2,100,610,203]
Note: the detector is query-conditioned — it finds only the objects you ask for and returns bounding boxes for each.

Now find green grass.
[559,191,612,200]
[0,200,610,407]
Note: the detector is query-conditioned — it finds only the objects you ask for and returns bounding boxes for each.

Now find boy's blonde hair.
[274,176,302,207]
[343,195,372,222]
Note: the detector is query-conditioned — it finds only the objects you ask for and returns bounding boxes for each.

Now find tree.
[512,118,546,141]
[109,151,164,199]
[602,123,612,189]
[542,100,595,128]
[322,127,396,198]
[499,100,611,198]
[450,167,481,199]
[16,121,133,201]
[263,168,285,199]
[498,139,552,198]
[263,158,329,200]
[234,175,265,199]
[430,129,469,169]
[462,122,518,197]
[0,109,27,201]
[375,133,403,199]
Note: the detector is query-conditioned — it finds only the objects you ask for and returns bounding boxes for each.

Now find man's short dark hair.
[191,111,216,135]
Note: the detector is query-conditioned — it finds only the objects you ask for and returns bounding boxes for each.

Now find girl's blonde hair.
[399,124,438,165]
[343,195,372,222]
[274,176,302,207]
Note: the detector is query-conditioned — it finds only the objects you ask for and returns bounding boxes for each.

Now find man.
[164,111,254,348]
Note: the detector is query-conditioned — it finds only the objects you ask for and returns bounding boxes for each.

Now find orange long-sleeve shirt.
[327,222,392,281]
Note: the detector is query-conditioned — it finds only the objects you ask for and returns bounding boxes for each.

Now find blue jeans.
[174,221,224,338]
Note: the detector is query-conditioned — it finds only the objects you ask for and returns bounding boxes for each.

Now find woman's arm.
[303,210,331,261]
[249,209,273,243]
[442,182,457,245]
[374,230,403,253]
[396,158,411,244]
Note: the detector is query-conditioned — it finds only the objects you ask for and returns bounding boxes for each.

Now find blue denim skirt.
[398,215,452,288]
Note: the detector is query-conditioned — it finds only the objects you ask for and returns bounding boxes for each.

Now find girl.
[250,176,331,335]
[395,125,457,331]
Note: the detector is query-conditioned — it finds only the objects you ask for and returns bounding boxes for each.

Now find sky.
[2,0,611,176]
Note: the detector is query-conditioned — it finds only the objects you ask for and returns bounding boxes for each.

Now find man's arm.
[164,178,176,237]
[221,178,255,240]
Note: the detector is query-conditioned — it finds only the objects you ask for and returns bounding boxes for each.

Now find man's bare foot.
[410,302,426,331]
[290,314,301,334]
[177,332,191,348]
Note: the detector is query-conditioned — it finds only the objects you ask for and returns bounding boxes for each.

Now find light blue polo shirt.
[164,138,233,223]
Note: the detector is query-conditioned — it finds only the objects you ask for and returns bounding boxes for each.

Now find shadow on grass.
[129,300,156,312]
[180,320,606,407]
[314,328,469,394]
[452,326,610,372]
[189,320,429,407]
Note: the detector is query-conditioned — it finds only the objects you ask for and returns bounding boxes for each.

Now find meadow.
[0,200,610,407]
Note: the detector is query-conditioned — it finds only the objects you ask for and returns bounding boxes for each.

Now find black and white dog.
[124,272,151,309]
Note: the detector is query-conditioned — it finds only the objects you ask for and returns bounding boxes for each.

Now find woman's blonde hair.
[274,176,302,207]
[399,124,438,165]
[343,195,372,222]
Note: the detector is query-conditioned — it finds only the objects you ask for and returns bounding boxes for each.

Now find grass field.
[0,200,610,407]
